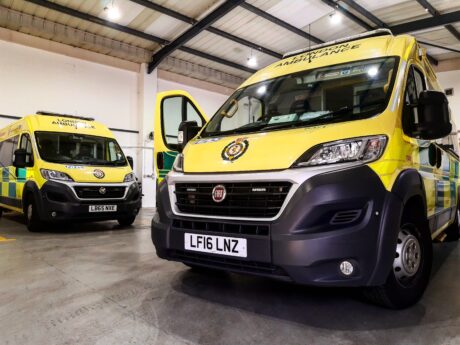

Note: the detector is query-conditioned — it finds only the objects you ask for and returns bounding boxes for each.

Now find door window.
[403,66,426,134]
[20,133,34,167]
[161,96,205,150]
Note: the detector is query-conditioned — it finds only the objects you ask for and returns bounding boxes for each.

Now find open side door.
[154,90,208,181]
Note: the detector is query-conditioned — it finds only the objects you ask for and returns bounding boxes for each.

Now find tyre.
[0,208,3,218]
[117,215,136,227]
[444,201,460,242]
[364,210,432,309]
[25,195,45,232]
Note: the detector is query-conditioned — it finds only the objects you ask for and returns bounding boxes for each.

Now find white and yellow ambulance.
[0,112,141,231]
[151,30,459,308]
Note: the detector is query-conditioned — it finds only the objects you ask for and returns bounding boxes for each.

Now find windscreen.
[203,57,398,137]
[35,132,127,166]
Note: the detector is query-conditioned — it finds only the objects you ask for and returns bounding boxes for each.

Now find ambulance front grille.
[175,182,292,218]
[74,186,126,199]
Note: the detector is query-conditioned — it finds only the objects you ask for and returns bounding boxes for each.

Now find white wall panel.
[437,70,460,127]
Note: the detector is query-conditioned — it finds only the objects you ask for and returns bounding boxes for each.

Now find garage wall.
[437,71,460,127]
[0,38,231,208]
[0,41,139,147]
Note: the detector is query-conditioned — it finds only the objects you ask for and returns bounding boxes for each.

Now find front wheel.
[117,216,136,227]
[364,220,432,309]
[25,196,45,232]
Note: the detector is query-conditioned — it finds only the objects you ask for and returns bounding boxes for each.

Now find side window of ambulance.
[163,96,183,147]
[186,101,204,127]
[403,67,426,134]
[162,96,205,150]
[0,136,19,167]
[20,134,34,167]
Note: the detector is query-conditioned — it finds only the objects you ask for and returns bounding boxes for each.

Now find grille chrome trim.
[51,181,135,201]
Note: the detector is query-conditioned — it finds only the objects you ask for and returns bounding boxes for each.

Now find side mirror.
[413,90,452,140]
[178,121,201,152]
[13,149,27,169]
[127,156,134,170]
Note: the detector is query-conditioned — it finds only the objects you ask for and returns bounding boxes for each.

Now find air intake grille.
[175,182,292,218]
[169,250,288,277]
[330,210,362,225]
[172,219,269,236]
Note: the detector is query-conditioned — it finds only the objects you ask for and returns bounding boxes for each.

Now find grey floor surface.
[1,208,460,345]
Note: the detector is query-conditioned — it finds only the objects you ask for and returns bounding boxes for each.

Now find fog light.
[51,211,57,218]
[339,260,354,276]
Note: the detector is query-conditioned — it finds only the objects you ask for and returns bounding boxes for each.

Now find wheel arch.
[368,169,428,285]
[391,169,428,217]
[22,181,44,216]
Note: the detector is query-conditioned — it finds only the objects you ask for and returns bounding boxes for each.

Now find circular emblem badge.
[93,169,105,179]
[221,138,249,162]
[212,185,226,203]
[99,187,106,195]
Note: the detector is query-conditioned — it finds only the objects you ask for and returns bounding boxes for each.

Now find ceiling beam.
[415,0,460,42]
[148,0,245,73]
[390,10,460,34]
[128,0,282,59]
[240,2,323,44]
[339,0,386,28]
[23,0,256,74]
[324,0,439,65]
[321,0,373,30]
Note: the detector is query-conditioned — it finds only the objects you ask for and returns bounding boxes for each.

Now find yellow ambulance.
[151,29,459,308]
[0,112,141,231]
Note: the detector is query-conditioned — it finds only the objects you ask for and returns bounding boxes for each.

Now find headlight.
[173,153,184,172]
[123,172,136,183]
[41,169,74,182]
[292,135,387,168]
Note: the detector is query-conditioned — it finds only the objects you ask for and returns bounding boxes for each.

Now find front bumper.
[35,181,142,222]
[151,165,403,287]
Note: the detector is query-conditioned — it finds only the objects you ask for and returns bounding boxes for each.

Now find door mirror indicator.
[410,90,452,140]
[178,121,201,152]
[13,148,27,169]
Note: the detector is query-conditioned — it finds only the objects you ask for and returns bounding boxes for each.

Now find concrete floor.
[1,209,460,345]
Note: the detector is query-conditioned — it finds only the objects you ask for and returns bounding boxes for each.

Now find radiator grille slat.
[175,182,292,218]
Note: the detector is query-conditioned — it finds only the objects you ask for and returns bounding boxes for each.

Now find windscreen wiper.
[205,122,268,137]
[263,101,386,132]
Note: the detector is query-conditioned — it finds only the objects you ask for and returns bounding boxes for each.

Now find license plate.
[89,205,117,213]
[184,233,247,258]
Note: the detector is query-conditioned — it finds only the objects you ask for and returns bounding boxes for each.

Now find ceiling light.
[329,12,342,25]
[247,56,258,68]
[105,4,121,21]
